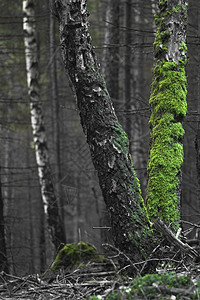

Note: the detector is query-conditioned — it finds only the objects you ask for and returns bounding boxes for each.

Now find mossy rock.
[50,242,107,272]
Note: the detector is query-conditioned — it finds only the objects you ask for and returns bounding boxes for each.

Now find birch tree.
[23,0,65,253]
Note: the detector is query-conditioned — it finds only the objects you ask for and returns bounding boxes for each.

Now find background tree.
[102,0,120,112]
[23,0,65,255]
[0,170,8,272]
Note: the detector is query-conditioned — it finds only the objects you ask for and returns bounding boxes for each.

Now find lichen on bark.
[146,0,188,228]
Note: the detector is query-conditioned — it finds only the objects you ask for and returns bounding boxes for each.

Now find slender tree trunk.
[54,0,154,265]
[26,131,34,273]
[23,0,65,252]
[0,167,8,272]
[195,2,200,207]
[102,0,120,112]
[3,76,14,274]
[49,0,66,237]
[124,0,132,141]
[130,0,147,196]
[146,0,188,228]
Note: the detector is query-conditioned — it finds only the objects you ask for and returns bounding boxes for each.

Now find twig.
[153,218,199,258]
[102,243,139,274]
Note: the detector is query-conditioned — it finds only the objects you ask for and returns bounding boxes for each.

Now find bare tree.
[23,0,65,254]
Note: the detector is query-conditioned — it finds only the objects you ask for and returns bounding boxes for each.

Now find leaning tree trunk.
[54,0,155,264]
[23,0,65,252]
[146,0,188,228]
[195,2,200,211]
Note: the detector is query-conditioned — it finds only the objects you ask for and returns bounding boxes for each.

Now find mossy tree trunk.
[146,0,188,228]
[54,0,155,264]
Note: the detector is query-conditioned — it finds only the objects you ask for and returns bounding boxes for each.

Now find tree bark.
[54,0,154,265]
[146,0,188,228]
[23,0,65,252]
[195,2,200,220]
[0,167,8,272]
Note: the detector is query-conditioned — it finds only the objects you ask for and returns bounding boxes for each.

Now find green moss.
[101,273,192,300]
[113,123,129,156]
[50,242,107,271]
[147,61,187,227]
[146,3,187,228]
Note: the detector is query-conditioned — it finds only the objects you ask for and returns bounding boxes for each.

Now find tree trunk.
[131,0,147,197]
[146,0,188,228]
[23,0,65,252]
[49,0,66,238]
[124,0,132,142]
[102,0,120,112]
[54,0,154,264]
[0,167,8,272]
[195,2,200,205]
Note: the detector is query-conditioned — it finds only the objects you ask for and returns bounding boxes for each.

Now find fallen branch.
[153,219,198,258]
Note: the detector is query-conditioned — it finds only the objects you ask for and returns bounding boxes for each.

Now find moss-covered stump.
[48,242,107,273]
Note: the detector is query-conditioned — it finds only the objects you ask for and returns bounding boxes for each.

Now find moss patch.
[50,242,107,271]
[146,62,187,226]
[98,273,193,300]
[146,1,187,229]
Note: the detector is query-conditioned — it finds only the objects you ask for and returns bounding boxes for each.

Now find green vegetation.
[113,123,129,156]
[89,272,199,299]
[50,242,107,271]
[146,2,187,228]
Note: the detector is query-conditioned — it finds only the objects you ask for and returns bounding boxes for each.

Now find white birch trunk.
[23,0,65,254]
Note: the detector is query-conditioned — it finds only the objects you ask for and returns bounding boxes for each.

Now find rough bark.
[54,0,155,264]
[23,0,65,252]
[195,2,200,213]
[146,0,188,228]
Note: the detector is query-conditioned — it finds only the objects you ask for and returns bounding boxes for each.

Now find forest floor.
[1,257,200,299]
[1,222,200,299]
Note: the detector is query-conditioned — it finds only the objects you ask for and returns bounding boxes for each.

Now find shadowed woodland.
[1,0,200,299]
